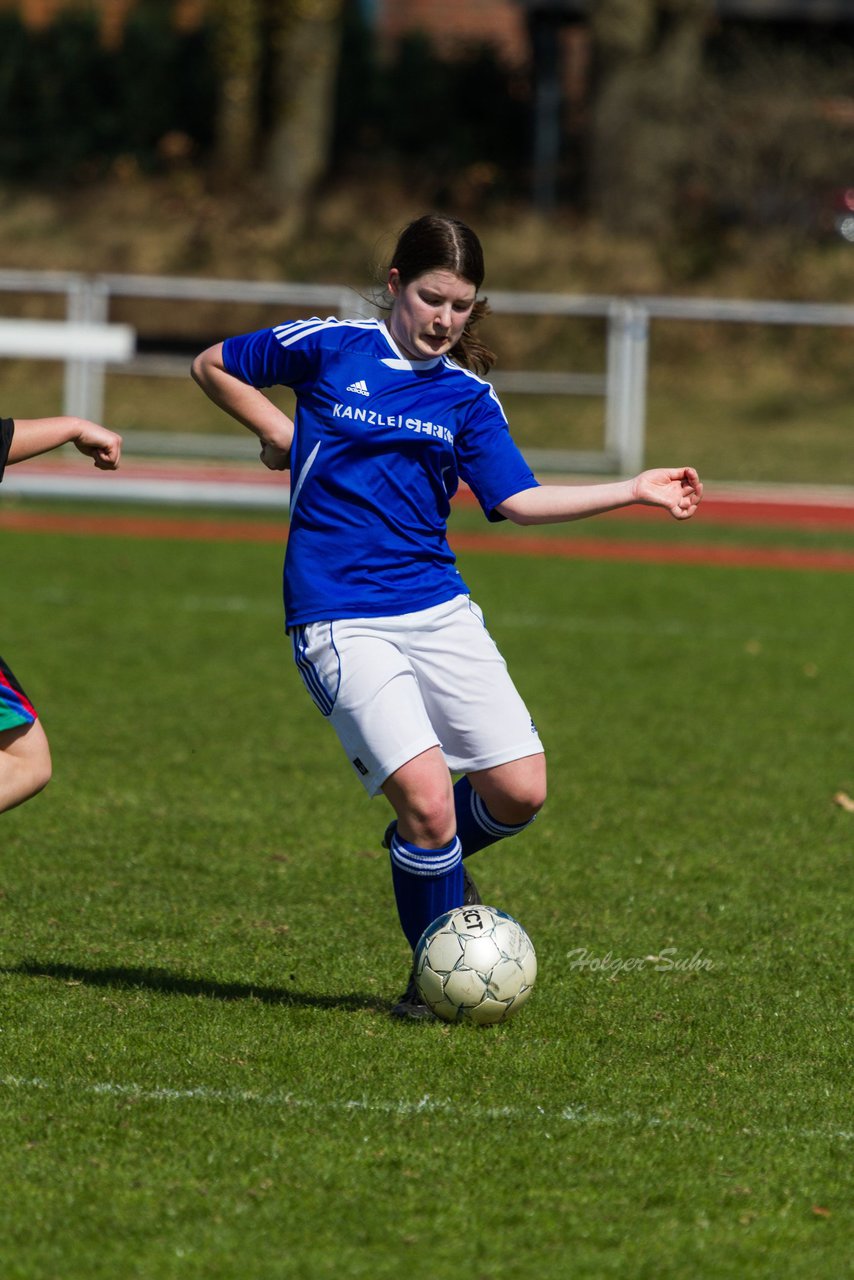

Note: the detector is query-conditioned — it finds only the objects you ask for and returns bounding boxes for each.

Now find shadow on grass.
[3,960,389,1014]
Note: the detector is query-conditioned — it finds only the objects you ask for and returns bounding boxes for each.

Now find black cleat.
[462,864,482,906]
[390,972,435,1021]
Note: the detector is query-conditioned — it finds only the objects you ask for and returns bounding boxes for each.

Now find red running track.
[3,505,854,573]
[4,459,854,571]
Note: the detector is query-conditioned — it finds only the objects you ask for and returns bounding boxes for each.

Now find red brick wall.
[378,0,530,67]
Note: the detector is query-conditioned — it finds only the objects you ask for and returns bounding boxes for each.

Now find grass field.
[1,499,852,1279]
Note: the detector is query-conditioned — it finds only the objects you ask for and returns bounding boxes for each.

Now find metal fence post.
[605,301,649,474]
[64,275,109,422]
[605,301,630,469]
[626,303,649,475]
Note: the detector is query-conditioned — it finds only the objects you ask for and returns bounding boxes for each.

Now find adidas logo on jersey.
[346,379,370,396]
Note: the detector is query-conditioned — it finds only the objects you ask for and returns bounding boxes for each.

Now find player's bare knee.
[486,775,546,825]
[18,752,52,802]
[526,777,547,817]
[522,758,547,815]
[402,792,456,847]
[31,756,52,796]
[418,808,457,848]
[514,792,546,825]
[28,729,52,794]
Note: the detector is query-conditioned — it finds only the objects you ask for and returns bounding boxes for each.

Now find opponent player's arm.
[8,417,122,469]
[191,343,294,470]
[495,467,703,525]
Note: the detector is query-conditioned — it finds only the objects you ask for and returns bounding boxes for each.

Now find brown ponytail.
[453,298,495,377]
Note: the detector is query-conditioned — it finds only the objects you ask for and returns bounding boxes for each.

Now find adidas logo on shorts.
[346,379,370,396]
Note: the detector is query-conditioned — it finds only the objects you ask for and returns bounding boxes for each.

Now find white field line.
[2,1074,851,1143]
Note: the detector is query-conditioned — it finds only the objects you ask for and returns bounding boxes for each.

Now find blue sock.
[453,775,537,859]
[389,832,463,949]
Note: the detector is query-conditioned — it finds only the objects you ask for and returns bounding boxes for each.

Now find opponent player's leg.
[0,719,52,813]
[454,753,547,860]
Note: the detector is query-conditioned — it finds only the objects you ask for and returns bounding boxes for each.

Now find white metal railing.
[0,269,636,473]
[2,269,854,495]
[0,315,133,362]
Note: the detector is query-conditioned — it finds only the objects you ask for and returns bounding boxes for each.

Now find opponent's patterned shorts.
[0,654,37,732]
[291,594,544,796]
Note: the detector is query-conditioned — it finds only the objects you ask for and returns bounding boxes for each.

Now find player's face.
[387,269,477,360]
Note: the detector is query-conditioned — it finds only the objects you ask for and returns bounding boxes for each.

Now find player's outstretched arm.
[495,467,703,525]
[191,343,294,471]
[8,417,122,469]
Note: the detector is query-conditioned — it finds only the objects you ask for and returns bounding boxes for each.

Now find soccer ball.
[414,904,537,1025]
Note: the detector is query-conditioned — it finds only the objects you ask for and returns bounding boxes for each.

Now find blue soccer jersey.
[223,318,539,624]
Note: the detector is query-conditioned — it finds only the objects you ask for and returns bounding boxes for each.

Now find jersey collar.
[379,320,442,371]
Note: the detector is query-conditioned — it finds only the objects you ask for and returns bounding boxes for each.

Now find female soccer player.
[0,414,122,813]
[191,214,703,1017]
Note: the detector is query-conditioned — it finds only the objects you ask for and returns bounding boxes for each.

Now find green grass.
[1,508,852,1279]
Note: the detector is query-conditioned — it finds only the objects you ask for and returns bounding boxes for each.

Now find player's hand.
[260,442,290,471]
[73,422,122,470]
[633,467,703,520]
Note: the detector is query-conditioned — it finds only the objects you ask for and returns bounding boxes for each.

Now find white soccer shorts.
[291,593,544,796]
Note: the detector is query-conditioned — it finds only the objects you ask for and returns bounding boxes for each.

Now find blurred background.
[1,0,854,485]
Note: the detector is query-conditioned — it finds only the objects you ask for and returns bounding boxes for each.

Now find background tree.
[210,0,263,179]
[588,0,713,236]
[208,0,344,225]
[265,0,345,205]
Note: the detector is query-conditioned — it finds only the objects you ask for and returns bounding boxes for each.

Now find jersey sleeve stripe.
[273,317,382,350]
[441,358,509,424]
[273,318,336,347]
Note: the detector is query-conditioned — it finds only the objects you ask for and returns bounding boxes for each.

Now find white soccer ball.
[414,904,537,1025]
